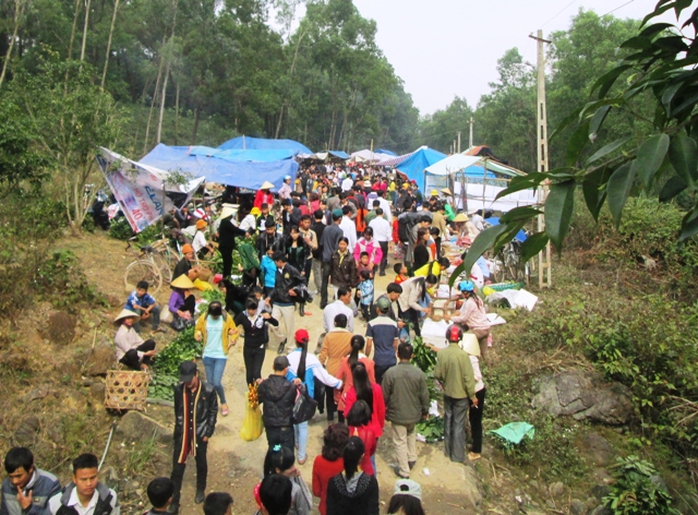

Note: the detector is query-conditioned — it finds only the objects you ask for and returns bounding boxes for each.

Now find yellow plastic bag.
[239,404,263,441]
[240,384,263,441]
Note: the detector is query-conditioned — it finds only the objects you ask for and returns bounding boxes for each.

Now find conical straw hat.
[171,274,195,289]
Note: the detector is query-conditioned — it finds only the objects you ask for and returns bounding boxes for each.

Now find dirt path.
[64,232,483,514]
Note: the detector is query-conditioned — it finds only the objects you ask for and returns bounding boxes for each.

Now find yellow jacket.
[195,311,238,354]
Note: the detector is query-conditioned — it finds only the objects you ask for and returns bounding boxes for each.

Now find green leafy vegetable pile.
[416,416,444,442]
[149,326,202,401]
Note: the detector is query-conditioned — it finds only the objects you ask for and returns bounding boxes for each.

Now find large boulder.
[41,312,76,345]
[532,370,633,425]
[84,340,116,377]
[115,411,171,445]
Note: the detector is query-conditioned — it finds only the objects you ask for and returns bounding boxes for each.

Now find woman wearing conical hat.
[113,309,157,370]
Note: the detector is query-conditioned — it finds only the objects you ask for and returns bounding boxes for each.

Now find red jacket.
[348,425,377,475]
[254,190,275,209]
[344,383,386,438]
[312,456,345,515]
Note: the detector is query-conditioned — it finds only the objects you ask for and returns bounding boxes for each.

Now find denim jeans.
[294,422,308,461]
[202,356,227,404]
[443,395,469,462]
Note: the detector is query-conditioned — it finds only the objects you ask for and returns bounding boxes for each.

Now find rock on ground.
[41,311,76,345]
[115,410,171,445]
[531,370,633,425]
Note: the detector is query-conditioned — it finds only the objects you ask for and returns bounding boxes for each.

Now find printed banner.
[96,147,205,233]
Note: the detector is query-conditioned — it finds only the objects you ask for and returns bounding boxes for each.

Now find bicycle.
[124,238,179,295]
[491,239,529,283]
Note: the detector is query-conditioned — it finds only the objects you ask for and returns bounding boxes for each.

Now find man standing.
[376,190,392,223]
[433,325,478,463]
[365,298,400,384]
[319,210,344,309]
[338,206,357,252]
[368,208,391,276]
[257,220,282,260]
[310,210,326,295]
[382,343,430,479]
[48,454,119,515]
[323,287,355,334]
[371,283,404,323]
[269,252,305,354]
[406,216,431,271]
[3,447,61,515]
[258,356,301,450]
[298,214,318,289]
[169,361,218,513]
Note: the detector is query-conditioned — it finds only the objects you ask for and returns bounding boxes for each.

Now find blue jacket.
[261,255,277,288]
[0,468,61,515]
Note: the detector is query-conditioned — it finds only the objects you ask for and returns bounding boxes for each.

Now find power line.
[540,0,578,29]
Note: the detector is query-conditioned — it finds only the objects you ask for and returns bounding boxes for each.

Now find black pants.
[220,246,234,278]
[443,396,468,463]
[469,388,486,453]
[119,339,156,370]
[313,378,325,414]
[265,426,294,450]
[378,241,389,275]
[320,261,332,308]
[243,346,266,386]
[171,438,208,504]
[374,363,396,385]
[326,390,344,423]
[404,307,422,337]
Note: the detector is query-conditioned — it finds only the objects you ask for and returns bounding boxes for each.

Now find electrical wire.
[540,0,578,29]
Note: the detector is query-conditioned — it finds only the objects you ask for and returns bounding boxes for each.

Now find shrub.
[603,456,679,514]
[108,217,134,240]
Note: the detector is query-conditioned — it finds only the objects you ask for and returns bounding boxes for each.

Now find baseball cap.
[376,297,391,311]
[393,479,422,501]
[179,361,197,383]
[273,355,290,371]
[295,329,310,344]
[332,209,343,218]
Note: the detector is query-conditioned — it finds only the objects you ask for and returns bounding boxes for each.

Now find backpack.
[397,213,416,243]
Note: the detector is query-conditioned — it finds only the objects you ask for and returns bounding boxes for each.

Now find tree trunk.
[100,0,120,89]
[143,39,166,154]
[67,0,81,60]
[174,80,180,145]
[192,106,200,144]
[0,0,25,88]
[79,0,92,62]
[157,67,170,143]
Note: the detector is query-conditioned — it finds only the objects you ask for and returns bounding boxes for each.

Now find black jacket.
[258,231,283,259]
[285,239,309,271]
[54,483,115,515]
[258,375,297,428]
[271,263,305,305]
[173,381,218,443]
[218,216,246,250]
[330,251,357,289]
[234,312,278,348]
[311,221,326,260]
[326,472,379,515]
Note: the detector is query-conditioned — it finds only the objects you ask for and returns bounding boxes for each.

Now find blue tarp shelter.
[328,150,351,160]
[395,147,447,185]
[139,144,298,192]
[376,148,397,156]
[218,136,312,155]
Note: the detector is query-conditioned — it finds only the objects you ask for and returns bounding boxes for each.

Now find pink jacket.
[353,238,383,265]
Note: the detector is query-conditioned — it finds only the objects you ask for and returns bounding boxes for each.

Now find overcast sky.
[350,0,672,116]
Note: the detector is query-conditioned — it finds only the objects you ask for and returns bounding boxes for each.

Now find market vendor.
[168,275,197,331]
[113,309,157,370]
[254,181,276,209]
[173,243,213,291]
[443,280,491,359]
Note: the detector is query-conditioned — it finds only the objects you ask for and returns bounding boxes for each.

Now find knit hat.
[195,219,208,230]
[182,243,194,254]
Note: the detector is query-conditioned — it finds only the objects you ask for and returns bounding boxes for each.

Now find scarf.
[177,381,202,463]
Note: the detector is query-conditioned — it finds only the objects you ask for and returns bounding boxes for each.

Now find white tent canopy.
[425,153,525,177]
[350,149,395,163]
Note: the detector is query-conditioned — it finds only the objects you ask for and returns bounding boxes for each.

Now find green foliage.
[109,218,134,241]
[416,416,444,442]
[411,337,436,373]
[33,250,106,313]
[603,455,679,515]
[150,326,202,401]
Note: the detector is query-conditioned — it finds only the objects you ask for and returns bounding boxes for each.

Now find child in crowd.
[125,280,163,333]
[357,252,373,279]
[263,445,312,515]
[393,263,409,284]
[144,477,175,514]
[260,247,277,297]
[358,271,374,321]
[250,286,272,315]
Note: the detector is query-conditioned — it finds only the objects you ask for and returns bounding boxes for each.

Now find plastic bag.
[239,403,263,441]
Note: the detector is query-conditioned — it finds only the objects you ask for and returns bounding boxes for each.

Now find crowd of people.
[87,163,496,514]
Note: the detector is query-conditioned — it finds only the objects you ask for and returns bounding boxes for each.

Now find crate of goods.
[105,370,150,411]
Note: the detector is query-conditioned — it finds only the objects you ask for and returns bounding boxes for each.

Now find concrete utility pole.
[457,131,461,153]
[529,29,552,288]
[469,117,474,149]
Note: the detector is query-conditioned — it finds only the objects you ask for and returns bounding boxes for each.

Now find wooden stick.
[91,328,98,350]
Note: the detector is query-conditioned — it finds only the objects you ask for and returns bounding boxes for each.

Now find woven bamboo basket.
[105,370,150,411]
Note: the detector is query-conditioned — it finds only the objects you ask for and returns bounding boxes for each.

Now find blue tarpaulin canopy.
[139,144,298,192]
[395,147,447,185]
[218,136,312,154]
[328,150,351,160]
[189,146,298,162]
